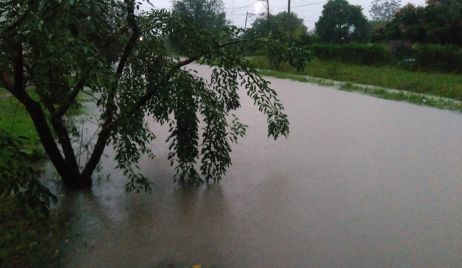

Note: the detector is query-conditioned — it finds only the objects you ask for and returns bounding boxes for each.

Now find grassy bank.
[248,56,462,111]
[0,89,39,145]
[0,89,64,267]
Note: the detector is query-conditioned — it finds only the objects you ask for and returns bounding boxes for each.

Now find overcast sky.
[144,0,427,30]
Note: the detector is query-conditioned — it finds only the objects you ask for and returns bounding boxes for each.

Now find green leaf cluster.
[315,0,370,43]
[0,131,55,215]
[1,0,290,191]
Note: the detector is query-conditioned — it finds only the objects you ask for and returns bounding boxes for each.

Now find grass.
[248,56,462,111]
[0,88,65,267]
[0,88,39,144]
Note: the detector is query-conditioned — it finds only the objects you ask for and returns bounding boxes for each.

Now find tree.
[173,0,226,29]
[250,12,309,43]
[378,4,425,43]
[0,0,289,192]
[315,0,370,43]
[170,0,227,55]
[370,0,401,22]
[380,1,462,45]
[421,0,462,45]
[246,12,312,71]
[0,130,55,213]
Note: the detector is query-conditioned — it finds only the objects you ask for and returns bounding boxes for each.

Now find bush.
[309,43,462,73]
[310,43,394,65]
[411,44,462,73]
[266,40,312,72]
[0,131,55,215]
[0,131,61,267]
[389,40,413,59]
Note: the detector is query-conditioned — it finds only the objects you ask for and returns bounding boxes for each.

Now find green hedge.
[309,43,462,73]
[412,45,462,73]
[310,43,394,66]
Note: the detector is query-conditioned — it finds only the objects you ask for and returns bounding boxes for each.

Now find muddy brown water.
[57,64,462,267]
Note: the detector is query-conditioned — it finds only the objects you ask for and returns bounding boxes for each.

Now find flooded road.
[60,64,462,267]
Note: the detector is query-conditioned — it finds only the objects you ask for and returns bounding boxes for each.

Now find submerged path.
[60,64,462,267]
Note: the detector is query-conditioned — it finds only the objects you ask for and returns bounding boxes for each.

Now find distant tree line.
[180,0,460,46]
[313,0,461,46]
[168,0,461,73]
[373,0,462,45]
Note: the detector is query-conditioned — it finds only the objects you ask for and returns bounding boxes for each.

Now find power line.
[226,1,256,10]
[291,1,326,8]
[229,13,249,17]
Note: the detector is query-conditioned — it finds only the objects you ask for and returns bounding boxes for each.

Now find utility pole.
[266,0,270,35]
[244,12,255,30]
[287,0,291,36]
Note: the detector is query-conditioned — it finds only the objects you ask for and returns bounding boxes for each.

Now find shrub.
[266,40,312,72]
[389,40,413,59]
[411,44,462,73]
[311,43,394,65]
[310,43,462,73]
[0,131,60,267]
[0,131,55,215]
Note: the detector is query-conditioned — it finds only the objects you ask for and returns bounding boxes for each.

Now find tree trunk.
[7,41,95,190]
[68,174,93,189]
[23,99,93,189]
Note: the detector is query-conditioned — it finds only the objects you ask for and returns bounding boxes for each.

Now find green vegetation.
[377,0,462,46]
[170,0,227,56]
[310,43,394,66]
[248,11,309,42]
[0,197,65,268]
[315,0,370,43]
[248,56,462,111]
[308,43,462,73]
[0,90,64,267]
[1,0,291,190]
[0,89,40,146]
[244,11,311,72]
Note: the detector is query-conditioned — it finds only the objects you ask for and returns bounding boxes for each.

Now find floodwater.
[59,64,462,267]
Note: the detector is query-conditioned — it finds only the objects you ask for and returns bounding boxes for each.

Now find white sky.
[144,0,427,30]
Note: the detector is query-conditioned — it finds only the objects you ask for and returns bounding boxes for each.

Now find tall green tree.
[173,0,226,29]
[170,0,227,55]
[378,4,425,42]
[421,0,462,45]
[315,0,370,43]
[246,12,311,71]
[380,1,462,45]
[250,12,309,43]
[0,0,289,191]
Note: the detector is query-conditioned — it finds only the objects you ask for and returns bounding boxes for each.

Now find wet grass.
[247,56,462,112]
[0,88,64,267]
[0,88,39,143]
